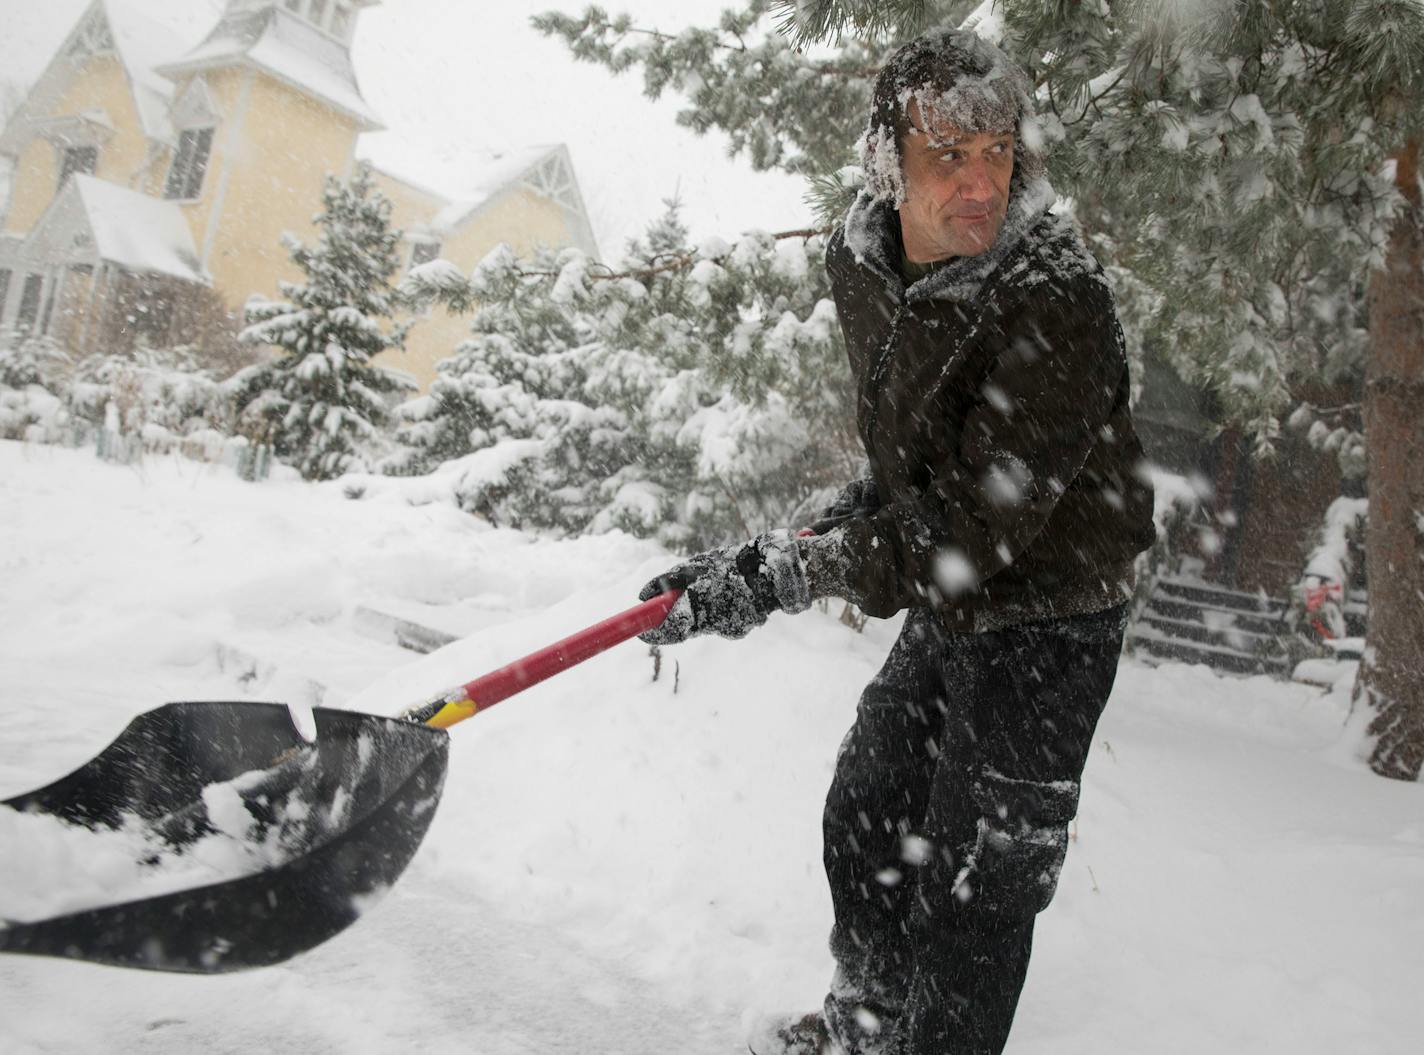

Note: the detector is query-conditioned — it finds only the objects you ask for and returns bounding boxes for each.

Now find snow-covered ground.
[1,440,1420,1054]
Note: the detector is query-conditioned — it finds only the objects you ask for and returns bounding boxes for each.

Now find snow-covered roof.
[0,1,220,154]
[357,136,573,233]
[70,174,206,281]
[157,6,381,130]
[357,135,556,199]
[102,0,212,142]
[434,146,570,231]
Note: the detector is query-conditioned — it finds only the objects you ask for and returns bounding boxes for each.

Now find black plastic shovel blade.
[0,700,448,973]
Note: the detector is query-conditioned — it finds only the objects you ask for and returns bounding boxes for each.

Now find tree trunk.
[1358,138,1424,781]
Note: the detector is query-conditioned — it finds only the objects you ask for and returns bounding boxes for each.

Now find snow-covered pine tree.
[399,199,858,548]
[533,1,979,180]
[568,199,857,546]
[987,0,1424,778]
[385,244,589,478]
[229,163,415,482]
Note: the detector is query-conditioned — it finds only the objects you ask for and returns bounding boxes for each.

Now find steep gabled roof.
[357,136,599,256]
[0,0,218,155]
[156,5,381,130]
[103,0,209,142]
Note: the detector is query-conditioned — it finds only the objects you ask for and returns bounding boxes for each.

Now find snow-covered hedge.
[0,385,68,443]
[0,332,72,441]
[67,347,229,443]
[0,329,247,463]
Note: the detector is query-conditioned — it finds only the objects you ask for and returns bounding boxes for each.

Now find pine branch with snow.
[533,2,980,178]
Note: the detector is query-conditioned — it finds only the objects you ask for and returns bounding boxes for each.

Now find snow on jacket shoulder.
[804,202,1156,632]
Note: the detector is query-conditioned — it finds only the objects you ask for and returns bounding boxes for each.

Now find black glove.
[807,474,879,535]
[637,531,813,645]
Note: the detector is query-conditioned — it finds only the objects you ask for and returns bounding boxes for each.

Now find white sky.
[0,0,817,260]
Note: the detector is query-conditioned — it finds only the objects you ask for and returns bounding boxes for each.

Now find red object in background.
[1304,580,1344,640]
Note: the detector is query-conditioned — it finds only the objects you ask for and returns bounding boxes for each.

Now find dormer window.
[283,0,358,42]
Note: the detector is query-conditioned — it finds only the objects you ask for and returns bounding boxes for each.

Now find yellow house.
[0,0,598,389]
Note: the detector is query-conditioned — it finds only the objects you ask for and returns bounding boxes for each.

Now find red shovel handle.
[403,590,684,730]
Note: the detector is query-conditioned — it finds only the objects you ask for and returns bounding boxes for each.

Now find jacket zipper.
[862,305,905,468]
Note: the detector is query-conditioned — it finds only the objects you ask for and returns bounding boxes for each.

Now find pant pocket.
[959,768,1080,918]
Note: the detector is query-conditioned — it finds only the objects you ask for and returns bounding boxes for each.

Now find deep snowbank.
[1,441,1420,1054]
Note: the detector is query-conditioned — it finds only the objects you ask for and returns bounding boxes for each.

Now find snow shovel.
[0,589,682,974]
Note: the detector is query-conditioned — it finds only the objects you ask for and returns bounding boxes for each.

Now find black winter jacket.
[802,195,1156,632]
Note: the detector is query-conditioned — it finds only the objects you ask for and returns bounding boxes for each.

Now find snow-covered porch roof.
[14,174,208,284]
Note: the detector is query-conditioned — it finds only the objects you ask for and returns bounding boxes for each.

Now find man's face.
[898,102,1015,262]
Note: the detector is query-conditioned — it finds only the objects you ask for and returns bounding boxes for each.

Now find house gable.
[0,2,206,158]
[360,140,601,391]
[1,55,148,238]
[9,179,95,273]
[0,0,211,237]
[62,5,118,65]
[456,145,599,260]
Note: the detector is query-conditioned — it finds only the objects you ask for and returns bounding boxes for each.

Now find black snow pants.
[822,603,1128,1055]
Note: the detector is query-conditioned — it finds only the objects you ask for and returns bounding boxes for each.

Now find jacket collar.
[842,173,1058,305]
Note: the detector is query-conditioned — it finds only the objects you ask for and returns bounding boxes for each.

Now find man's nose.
[957,162,997,203]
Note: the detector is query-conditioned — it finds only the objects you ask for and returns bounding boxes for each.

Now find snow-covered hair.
[858,29,1046,205]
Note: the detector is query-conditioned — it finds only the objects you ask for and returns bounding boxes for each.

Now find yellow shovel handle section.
[423,696,480,730]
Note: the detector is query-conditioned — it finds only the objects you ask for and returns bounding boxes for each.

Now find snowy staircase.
[1128,576,1294,677]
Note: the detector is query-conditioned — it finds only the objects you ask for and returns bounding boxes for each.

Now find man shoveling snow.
[638,28,1155,1055]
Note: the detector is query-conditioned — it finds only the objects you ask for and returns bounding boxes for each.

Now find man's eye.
[938,151,962,163]
[990,142,1010,154]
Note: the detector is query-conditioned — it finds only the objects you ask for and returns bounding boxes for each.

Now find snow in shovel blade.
[0,756,325,926]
